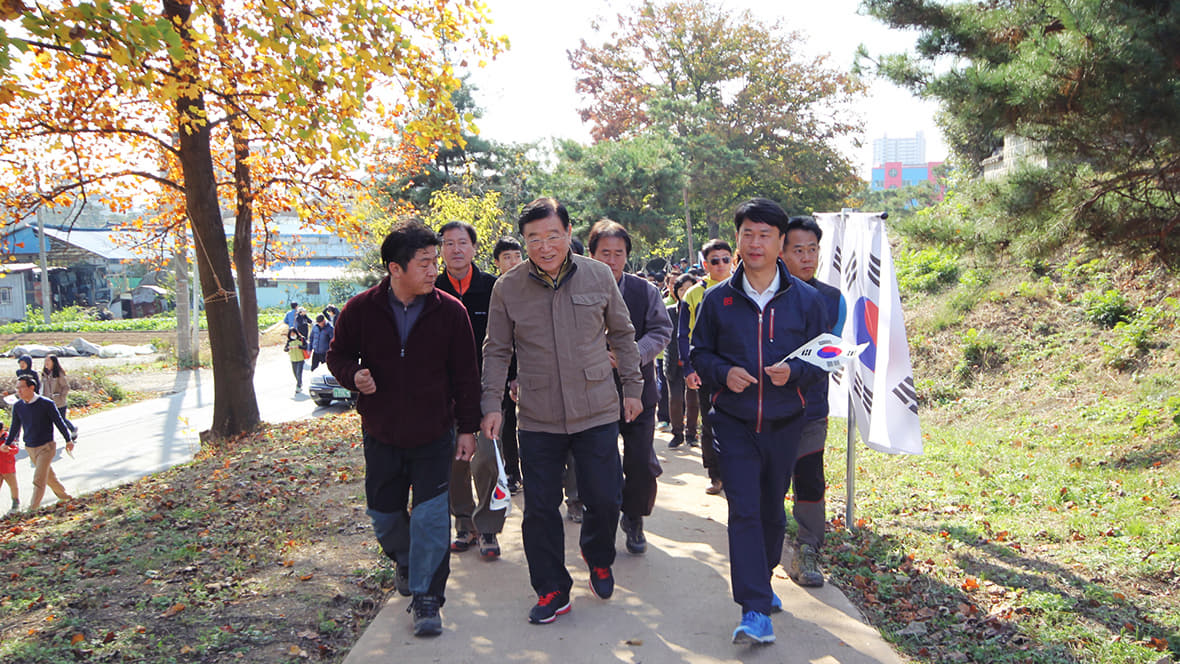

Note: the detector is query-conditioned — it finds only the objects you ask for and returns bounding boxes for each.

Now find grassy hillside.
[815,236,1180,662]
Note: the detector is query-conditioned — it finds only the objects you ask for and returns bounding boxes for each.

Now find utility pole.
[682,181,695,262]
[36,204,51,324]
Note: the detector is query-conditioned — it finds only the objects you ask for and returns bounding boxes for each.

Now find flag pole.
[840,207,856,533]
[846,393,856,532]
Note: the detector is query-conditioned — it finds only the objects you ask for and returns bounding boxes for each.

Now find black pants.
[501,392,520,482]
[518,422,621,596]
[667,365,698,443]
[620,406,660,518]
[363,430,452,599]
[656,359,670,422]
[310,352,326,372]
[697,387,719,481]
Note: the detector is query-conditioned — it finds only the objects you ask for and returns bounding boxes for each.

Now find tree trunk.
[165,0,260,440]
[231,131,259,368]
[173,248,196,368]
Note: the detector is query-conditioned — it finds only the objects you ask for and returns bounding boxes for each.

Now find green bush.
[954,327,1003,381]
[895,247,961,293]
[1081,289,1133,328]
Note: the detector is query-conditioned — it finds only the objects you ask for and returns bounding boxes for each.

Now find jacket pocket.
[516,372,553,425]
[583,360,618,417]
[571,293,608,330]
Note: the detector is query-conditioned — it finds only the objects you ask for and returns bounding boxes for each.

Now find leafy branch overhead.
[568,0,865,238]
[0,0,504,439]
[860,0,1180,261]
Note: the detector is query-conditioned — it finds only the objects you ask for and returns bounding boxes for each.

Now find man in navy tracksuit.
[781,216,846,588]
[690,198,828,645]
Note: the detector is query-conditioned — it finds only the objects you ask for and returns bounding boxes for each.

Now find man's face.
[16,381,34,401]
[317,319,325,328]
[735,220,784,274]
[495,249,523,274]
[703,248,734,283]
[522,214,571,276]
[388,246,439,297]
[591,235,628,282]
[441,228,475,277]
[781,229,819,282]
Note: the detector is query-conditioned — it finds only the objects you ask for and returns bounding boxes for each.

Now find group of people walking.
[326,195,846,645]
[283,302,337,393]
[2,354,80,514]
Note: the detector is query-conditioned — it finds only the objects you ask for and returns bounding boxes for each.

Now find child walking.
[284,328,307,393]
[0,422,18,513]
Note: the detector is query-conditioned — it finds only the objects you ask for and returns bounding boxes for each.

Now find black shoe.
[394,563,411,597]
[667,437,683,448]
[507,477,522,495]
[620,514,647,554]
[584,555,614,599]
[686,438,699,447]
[408,594,442,636]
[528,590,571,624]
[567,502,583,523]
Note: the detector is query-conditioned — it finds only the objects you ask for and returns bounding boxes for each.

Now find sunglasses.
[709,256,732,266]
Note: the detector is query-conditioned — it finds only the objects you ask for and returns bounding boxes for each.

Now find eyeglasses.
[709,256,732,266]
[525,233,567,250]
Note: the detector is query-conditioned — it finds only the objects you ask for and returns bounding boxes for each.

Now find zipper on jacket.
[756,310,764,434]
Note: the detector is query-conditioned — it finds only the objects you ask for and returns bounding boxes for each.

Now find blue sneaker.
[770,592,783,614]
[732,610,775,644]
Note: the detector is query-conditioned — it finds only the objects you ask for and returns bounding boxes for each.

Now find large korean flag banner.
[814,212,922,455]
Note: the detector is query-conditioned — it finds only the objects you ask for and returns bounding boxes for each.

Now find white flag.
[815,212,922,455]
[780,332,869,372]
[489,438,512,512]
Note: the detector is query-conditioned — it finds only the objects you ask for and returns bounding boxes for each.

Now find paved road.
[344,442,905,664]
[4,346,348,510]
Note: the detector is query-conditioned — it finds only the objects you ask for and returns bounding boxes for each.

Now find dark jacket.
[616,273,672,411]
[308,321,334,355]
[803,277,845,420]
[16,354,37,388]
[327,277,481,448]
[10,393,73,447]
[689,260,828,431]
[435,264,497,371]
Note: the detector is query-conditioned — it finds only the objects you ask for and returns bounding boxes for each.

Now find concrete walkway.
[344,436,905,664]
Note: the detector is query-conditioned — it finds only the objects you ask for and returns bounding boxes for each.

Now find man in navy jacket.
[690,198,828,646]
[588,219,672,555]
[327,220,480,638]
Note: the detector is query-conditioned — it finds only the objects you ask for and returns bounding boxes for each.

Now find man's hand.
[685,371,702,390]
[454,433,476,461]
[607,349,618,369]
[481,411,503,441]
[66,440,75,454]
[725,366,758,393]
[764,364,792,386]
[623,397,643,423]
[508,379,519,403]
[353,368,376,395]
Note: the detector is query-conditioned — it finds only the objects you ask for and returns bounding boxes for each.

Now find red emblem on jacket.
[723,297,733,306]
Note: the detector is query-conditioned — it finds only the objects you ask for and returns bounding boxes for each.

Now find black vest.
[619,273,659,410]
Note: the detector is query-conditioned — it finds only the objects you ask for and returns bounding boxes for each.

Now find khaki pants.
[28,442,71,509]
[449,432,506,536]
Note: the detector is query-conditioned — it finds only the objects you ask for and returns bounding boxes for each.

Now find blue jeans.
[518,422,622,596]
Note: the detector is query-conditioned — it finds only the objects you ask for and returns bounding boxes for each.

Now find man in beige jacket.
[481,197,643,625]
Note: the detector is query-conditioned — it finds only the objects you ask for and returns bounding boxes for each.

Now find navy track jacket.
[689,260,829,432]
